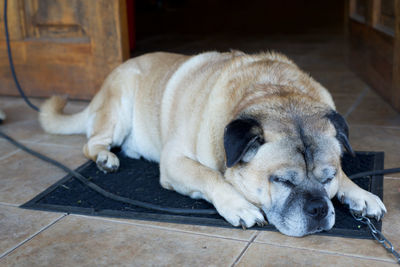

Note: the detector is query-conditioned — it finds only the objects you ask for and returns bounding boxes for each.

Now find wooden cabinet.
[348,0,400,111]
[0,0,129,99]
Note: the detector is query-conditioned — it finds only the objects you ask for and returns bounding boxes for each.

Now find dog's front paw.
[213,190,266,229]
[338,189,386,220]
[96,151,120,173]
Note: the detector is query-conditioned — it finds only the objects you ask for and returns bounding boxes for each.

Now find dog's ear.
[325,110,355,156]
[224,118,264,168]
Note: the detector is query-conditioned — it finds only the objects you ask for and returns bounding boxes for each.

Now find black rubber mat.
[22,151,384,239]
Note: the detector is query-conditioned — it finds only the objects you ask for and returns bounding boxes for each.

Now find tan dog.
[39,51,386,236]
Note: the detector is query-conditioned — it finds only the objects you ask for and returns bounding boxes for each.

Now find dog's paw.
[213,190,266,228]
[338,189,386,220]
[96,151,120,173]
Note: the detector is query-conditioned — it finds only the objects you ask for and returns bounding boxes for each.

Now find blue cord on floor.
[3,0,39,112]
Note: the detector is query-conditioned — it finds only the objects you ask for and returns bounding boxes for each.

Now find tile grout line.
[343,86,370,119]
[252,240,397,264]
[230,231,259,267]
[0,202,19,207]
[0,148,21,162]
[384,176,400,180]
[21,140,84,149]
[0,214,68,260]
[0,138,85,161]
[72,214,254,242]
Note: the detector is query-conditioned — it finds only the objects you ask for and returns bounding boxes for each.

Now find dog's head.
[223,100,353,237]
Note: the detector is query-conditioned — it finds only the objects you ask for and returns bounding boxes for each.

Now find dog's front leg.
[336,170,386,220]
[160,148,266,228]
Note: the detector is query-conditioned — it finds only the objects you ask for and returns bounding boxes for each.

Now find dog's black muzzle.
[304,197,329,220]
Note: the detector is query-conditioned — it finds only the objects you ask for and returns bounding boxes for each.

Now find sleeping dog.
[39,51,386,236]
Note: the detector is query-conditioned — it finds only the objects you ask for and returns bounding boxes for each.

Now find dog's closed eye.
[321,177,334,185]
[320,168,337,184]
[269,175,295,187]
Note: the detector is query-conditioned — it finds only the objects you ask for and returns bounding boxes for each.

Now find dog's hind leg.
[83,109,121,173]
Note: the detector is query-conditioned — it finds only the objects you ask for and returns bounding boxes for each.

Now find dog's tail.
[39,96,89,135]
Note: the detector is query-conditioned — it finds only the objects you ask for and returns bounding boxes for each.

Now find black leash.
[3,0,39,112]
[349,168,400,179]
[351,212,400,264]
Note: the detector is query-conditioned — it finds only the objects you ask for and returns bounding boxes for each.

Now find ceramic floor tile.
[380,179,400,255]
[0,96,86,112]
[0,205,64,257]
[0,140,19,161]
[299,60,350,73]
[347,90,400,128]
[254,233,394,264]
[0,98,88,144]
[0,143,86,205]
[0,96,41,108]
[254,179,400,264]
[32,134,87,148]
[331,94,360,115]
[1,120,46,143]
[33,97,88,147]
[310,70,368,97]
[236,242,396,267]
[2,118,87,147]
[1,215,247,266]
[0,97,42,124]
[348,125,400,171]
[86,216,257,242]
[295,54,348,70]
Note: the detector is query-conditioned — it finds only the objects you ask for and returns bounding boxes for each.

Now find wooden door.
[347,0,400,111]
[0,0,129,99]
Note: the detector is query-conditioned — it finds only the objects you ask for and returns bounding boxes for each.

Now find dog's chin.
[305,214,335,236]
[262,201,336,237]
[269,216,335,237]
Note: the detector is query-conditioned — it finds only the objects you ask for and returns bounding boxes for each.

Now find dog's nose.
[304,198,328,220]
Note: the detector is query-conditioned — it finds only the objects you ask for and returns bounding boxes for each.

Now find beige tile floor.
[1,35,400,266]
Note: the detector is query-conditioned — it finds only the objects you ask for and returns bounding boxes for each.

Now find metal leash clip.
[351,211,400,264]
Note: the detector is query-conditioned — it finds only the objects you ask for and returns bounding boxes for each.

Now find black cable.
[349,168,400,179]
[3,0,39,112]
